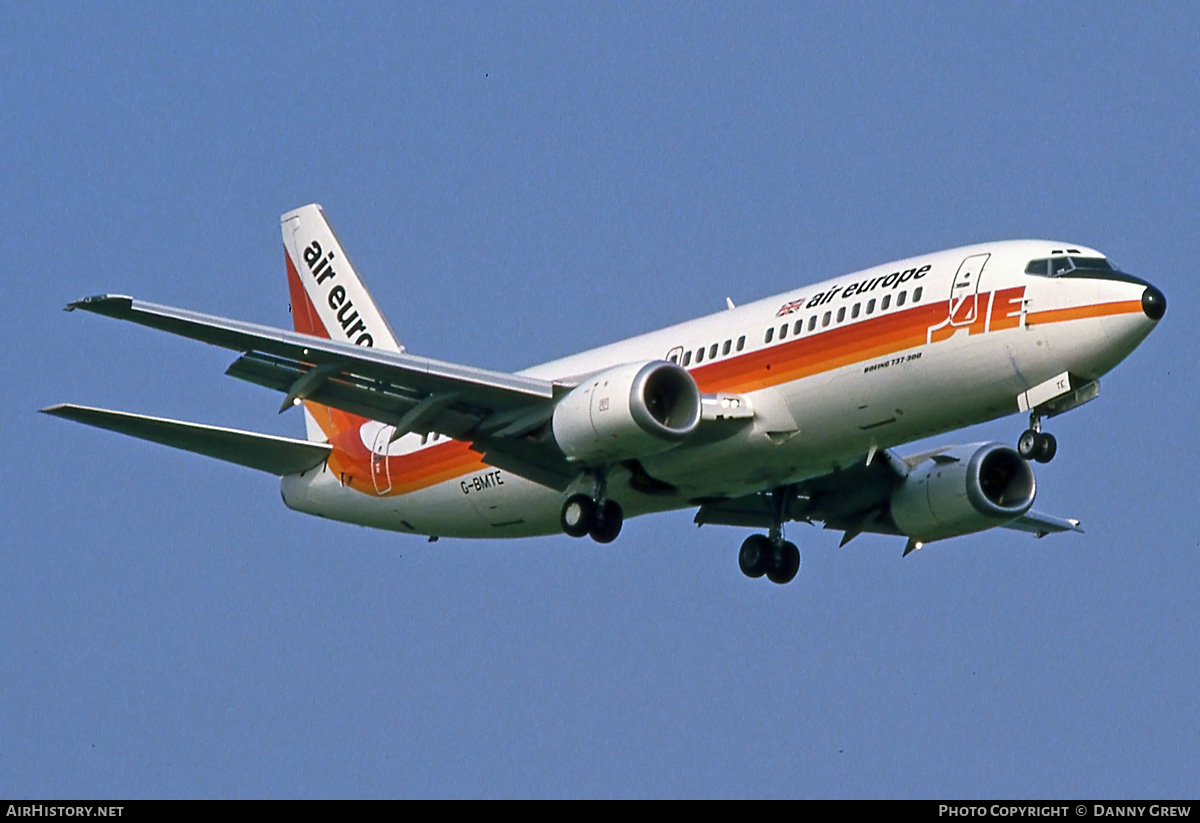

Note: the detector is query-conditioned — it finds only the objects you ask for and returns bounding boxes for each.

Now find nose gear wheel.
[1017,412,1057,463]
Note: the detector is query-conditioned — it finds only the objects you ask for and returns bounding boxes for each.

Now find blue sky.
[4,2,1198,798]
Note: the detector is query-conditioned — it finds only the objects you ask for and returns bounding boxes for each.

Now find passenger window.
[913,287,922,302]
[882,294,891,311]
[764,327,774,344]
[780,324,789,340]
[793,320,803,336]
[867,298,876,314]
[736,335,745,352]
[722,339,731,356]
[837,306,846,322]
[709,343,718,359]
[808,315,817,332]
[851,303,860,319]
[683,350,692,366]
[696,347,705,364]
[897,291,906,307]
[822,311,831,327]
[668,353,679,364]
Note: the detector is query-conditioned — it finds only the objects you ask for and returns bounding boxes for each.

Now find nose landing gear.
[1017,412,1057,463]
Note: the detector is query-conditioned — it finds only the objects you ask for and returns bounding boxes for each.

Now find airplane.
[44,204,1166,584]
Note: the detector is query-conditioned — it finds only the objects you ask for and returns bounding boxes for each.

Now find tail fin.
[282,204,403,352]
[281,204,402,442]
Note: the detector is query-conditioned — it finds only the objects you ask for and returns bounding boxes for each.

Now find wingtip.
[65,294,134,314]
[41,403,85,419]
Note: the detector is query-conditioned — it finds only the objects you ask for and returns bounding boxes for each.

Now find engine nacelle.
[890,443,1036,543]
[552,361,702,463]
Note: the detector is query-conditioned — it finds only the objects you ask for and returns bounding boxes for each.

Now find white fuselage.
[280,239,1157,538]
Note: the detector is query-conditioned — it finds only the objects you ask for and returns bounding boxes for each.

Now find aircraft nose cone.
[1142,284,1166,321]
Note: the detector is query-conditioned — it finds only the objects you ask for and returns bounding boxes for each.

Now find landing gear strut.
[560,472,624,544]
[1017,412,1057,463]
[738,486,801,585]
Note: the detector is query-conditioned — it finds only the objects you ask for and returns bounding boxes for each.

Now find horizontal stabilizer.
[42,404,332,476]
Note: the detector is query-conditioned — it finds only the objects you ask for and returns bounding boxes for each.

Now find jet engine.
[890,443,1036,543]
[552,361,702,463]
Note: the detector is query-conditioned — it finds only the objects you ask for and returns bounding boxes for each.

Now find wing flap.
[694,495,776,528]
[42,404,332,476]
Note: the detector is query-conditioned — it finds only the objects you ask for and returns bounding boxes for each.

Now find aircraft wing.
[1001,509,1084,537]
[694,450,905,537]
[69,295,560,409]
[694,445,1082,549]
[41,404,332,475]
[66,295,584,487]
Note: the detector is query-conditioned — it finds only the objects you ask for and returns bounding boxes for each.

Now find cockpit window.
[1026,255,1116,278]
[1050,256,1073,276]
[1069,256,1113,271]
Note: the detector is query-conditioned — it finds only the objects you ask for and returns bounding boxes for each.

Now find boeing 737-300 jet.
[44,205,1166,584]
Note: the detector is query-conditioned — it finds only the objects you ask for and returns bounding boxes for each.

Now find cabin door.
[948,253,990,327]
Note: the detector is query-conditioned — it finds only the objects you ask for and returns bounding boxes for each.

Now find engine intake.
[552,361,701,463]
[890,442,1036,543]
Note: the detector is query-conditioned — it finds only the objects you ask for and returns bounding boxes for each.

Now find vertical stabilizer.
[281,204,403,352]
[281,204,402,443]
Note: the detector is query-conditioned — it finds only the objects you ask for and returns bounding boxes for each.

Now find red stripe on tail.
[285,247,330,339]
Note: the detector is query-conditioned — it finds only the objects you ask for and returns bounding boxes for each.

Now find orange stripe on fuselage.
[320,292,1142,497]
[326,433,490,497]
[691,302,944,393]
[1026,300,1142,327]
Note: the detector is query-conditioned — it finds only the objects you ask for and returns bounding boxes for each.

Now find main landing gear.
[738,534,801,585]
[560,472,624,544]
[737,485,801,585]
[1017,412,1057,464]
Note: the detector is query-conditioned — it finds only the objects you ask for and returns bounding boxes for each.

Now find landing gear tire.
[740,536,800,584]
[1017,429,1040,460]
[589,500,624,544]
[1018,429,1057,463]
[738,535,772,579]
[1034,432,1057,463]
[560,494,596,538]
[766,541,801,585]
